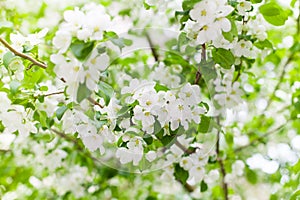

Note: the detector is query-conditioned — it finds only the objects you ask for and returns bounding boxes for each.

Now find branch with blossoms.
[0,37,47,69]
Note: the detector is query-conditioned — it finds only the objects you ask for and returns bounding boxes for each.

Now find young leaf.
[56,105,68,120]
[70,40,95,61]
[212,48,235,69]
[199,60,217,82]
[200,180,208,192]
[259,3,288,26]
[77,83,92,103]
[9,81,21,94]
[3,51,15,68]
[198,115,212,133]
[97,81,114,106]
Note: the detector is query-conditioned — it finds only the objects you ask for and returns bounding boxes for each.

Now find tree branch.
[43,91,64,97]
[87,97,104,108]
[50,128,100,164]
[216,119,229,200]
[0,37,47,69]
[234,123,286,153]
[145,32,159,62]
[194,44,205,84]
[264,56,293,111]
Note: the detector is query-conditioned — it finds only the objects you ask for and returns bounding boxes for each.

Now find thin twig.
[175,140,197,155]
[145,32,159,62]
[43,91,64,97]
[234,123,286,153]
[216,118,229,200]
[217,134,229,200]
[264,56,293,111]
[87,97,104,108]
[194,44,206,84]
[0,37,47,69]
[50,128,99,163]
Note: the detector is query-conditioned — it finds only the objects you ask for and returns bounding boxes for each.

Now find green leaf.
[212,48,235,69]
[174,164,188,183]
[3,52,15,68]
[70,40,95,61]
[200,60,217,82]
[77,83,92,103]
[254,39,273,50]
[259,3,288,26]
[251,0,262,3]
[245,167,258,184]
[198,115,212,133]
[222,19,238,42]
[154,83,169,92]
[111,38,133,50]
[143,135,153,145]
[97,81,114,106]
[104,31,118,40]
[291,0,297,7]
[200,180,208,192]
[9,81,21,94]
[290,190,300,200]
[39,86,48,91]
[56,105,68,120]
[97,46,107,54]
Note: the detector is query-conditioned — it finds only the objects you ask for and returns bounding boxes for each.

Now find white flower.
[85,51,110,71]
[190,1,217,27]
[189,149,209,166]
[77,123,105,154]
[232,160,245,176]
[0,92,11,112]
[133,105,155,133]
[187,165,205,185]
[27,28,48,46]
[116,137,144,166]
[146,151,157,162]
[63,8,85,32]
[178,83,201,106]
[52,31,72,53]
[10,33,26,52]
[246,153,279,174]
[232,39,253,57]
[204,169,219,185]
[237,0,252,16]
[179,157,193,171]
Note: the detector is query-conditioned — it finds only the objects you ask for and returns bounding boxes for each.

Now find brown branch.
[264,56,293,111]
[0,37,47,69]
[145,32,159,62]
[216,118,229,200]
[217,134,229,200]
[234,123,286,153]
[50,128,99,163]
[43,91,64,97]
[88,97,104,108]
[194,44,205,84]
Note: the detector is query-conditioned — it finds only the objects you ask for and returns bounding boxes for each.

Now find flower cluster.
[51,4,111,96]
[185,0,234,44]
[213,68,243,109]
